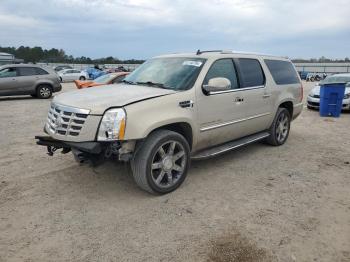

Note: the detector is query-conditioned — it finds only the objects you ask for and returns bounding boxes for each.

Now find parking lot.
[0,81,349,261]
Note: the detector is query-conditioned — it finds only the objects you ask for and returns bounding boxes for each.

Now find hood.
[53,84,176,114]
[310,84,350,96]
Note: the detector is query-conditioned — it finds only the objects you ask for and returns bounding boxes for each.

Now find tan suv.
[36,50,303,194]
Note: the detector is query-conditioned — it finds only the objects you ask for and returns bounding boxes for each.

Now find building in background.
[0,52,24,65]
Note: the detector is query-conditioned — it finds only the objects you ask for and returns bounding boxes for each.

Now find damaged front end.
[35,136,134,166]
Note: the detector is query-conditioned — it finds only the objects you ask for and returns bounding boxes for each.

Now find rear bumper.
[293,102,303,120]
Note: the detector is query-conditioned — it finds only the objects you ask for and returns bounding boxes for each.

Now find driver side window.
[203,59,238,89]
[0,67,17,78]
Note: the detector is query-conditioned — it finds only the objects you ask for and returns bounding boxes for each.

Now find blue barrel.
[319,83,346,117]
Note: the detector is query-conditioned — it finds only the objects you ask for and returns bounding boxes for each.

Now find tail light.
[299,82,304,102]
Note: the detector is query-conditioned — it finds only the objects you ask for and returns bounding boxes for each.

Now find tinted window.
[72,70,80,73]
[35,68,49,75]
[0,67,17,78]
[18,67,37,76]
[204,59,239,89]
[264,60,300,85]
[238,58,265,87]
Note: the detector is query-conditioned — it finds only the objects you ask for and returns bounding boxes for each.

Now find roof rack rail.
[196,50,223,55]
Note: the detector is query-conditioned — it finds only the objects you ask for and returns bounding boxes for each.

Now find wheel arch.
[147,122,193,150]
[35,82,53,92]
[278,101,293,117]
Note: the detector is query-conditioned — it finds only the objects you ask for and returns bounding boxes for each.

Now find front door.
[0,67,20,95]
[196,58,243,149]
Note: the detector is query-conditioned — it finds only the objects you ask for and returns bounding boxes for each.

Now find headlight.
[97,108,126,141]
[344,93,350,99]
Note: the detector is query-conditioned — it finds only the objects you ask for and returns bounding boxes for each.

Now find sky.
[0,0,349,60]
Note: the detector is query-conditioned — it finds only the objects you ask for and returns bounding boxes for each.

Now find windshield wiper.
[136,81,170,89]
[121,79,136,85]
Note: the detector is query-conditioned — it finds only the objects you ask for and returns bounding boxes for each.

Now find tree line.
[1,46,349,64]
[0,46,145,64]
[292,56,350,63]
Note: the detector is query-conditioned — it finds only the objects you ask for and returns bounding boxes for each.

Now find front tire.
[266,108,291,146]
[36,85,52,99]
[131,130,190,194]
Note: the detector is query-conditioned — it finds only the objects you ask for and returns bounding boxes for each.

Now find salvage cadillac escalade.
[36,50,303,194]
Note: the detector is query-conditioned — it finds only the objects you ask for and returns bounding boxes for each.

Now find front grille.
[308,101,319,107]
[46,103,90,137]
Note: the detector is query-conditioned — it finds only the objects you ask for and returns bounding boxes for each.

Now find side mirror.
[203,77,231,94]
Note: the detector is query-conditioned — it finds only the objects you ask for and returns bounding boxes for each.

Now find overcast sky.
[0,0,349,59]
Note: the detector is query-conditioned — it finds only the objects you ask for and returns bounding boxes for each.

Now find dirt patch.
[207,232,270,262]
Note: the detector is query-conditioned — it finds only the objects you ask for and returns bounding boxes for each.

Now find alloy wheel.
[276,112,289,143]
[40,87,51,98]
[150,140,187,189]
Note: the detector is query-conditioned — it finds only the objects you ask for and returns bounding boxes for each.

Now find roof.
[0,52,14,56]
[155,50,289,60]
[329,73,350,77]
[0,63,44,68]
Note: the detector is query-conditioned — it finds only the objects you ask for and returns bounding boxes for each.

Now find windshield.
[94,74,116,83]
[124,57,206,90]
[321,75,350,85]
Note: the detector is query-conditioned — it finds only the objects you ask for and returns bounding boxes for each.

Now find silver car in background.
[58,69,89,82]
[307,73,350,110]
[0,64,62,99]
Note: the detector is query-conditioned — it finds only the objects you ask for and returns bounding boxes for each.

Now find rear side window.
[237,58,265,88]
[18,67,37,76]
[35,68,49,75]
[264,60,300,85]
[204,59,239,89]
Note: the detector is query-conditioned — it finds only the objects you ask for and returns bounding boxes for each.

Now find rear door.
[71,69,81,80]
[63,70,73,81]
[230,58,274,133]
[17,67,38,94]
[0,67,20,95]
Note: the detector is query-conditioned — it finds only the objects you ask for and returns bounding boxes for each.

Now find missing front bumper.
[35,136,132,165]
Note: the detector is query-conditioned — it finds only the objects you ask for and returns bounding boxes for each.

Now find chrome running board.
[191,131,270,160]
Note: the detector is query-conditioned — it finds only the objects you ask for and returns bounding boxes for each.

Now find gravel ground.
[0,81,349,262]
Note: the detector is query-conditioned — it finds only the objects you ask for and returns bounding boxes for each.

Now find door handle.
[263,94,271,98]
[235,97,244,102]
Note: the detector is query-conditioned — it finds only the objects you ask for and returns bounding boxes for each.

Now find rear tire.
[36,85,52,99]
[266,108,291,146]
[79,76,86,81]
[131,130,190,195]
